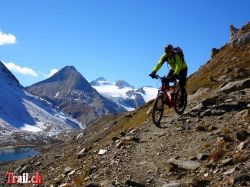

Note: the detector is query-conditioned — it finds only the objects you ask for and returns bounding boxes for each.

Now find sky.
[0,0,250,88]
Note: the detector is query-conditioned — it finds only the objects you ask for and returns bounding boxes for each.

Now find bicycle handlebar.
[155,75,164,80]
[154,75,178,85]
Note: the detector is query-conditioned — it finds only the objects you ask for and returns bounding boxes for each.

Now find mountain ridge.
[26,66,126,125]
[0,61,83,146]
[91,77,158,111]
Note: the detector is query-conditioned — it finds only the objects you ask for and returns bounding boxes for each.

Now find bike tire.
[174,87,187,115]
[152,94,164,126]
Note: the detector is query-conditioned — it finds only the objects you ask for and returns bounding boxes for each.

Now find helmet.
[164,44,173,53]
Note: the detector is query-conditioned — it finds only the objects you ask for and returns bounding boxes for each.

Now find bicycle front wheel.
[152,94,164,126]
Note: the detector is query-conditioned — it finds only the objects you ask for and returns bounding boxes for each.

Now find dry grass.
[99,104,152,147]
[187,42,250,94]
[72,175,86,186]
[203,143,211,149]
[209,148,226,162]
[232,152,248,163]
[222,127,232,134]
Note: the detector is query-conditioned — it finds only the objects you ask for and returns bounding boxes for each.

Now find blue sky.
[0,0,250,88]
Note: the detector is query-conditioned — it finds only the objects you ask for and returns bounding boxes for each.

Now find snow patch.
[21,124,42,132]
[138,87,158,102]
[55,92,59,97]
[92,78,158,110]
[93,84,131,99]
[120,105,135,111]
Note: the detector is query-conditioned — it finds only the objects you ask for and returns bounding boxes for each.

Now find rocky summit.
[1,22,250,186]
[26,66,126,126]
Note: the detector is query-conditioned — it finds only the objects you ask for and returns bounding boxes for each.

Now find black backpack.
[173,47,184,61]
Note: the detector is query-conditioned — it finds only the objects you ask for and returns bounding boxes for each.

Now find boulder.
[167,158,201,171]
[124,180,145,187]
[98,149,107,155]
[230,25,239,38]
[211,48,220,58]
[59,183,71,187]
[162,183,181,187]
[236,130,250,141]
[64,166,72,175]
[77,147,88,158]
[234,175,250,185]
[229,23,250,47]
[218,78,250,94]
[76,132,83,140]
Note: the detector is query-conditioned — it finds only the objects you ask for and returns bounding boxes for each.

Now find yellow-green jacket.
[153,53,187,75]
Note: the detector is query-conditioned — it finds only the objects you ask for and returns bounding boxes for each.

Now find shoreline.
[0,144,36,150]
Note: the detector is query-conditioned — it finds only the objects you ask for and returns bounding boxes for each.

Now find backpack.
[173,47,184,61]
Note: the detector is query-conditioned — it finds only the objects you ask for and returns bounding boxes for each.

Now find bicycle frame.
[157,76,177,108]
[152,75,187,126]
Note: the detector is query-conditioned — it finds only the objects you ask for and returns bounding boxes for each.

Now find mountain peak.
[61,66,77,72]
[0,61,20,87]
[96,77,106,81]
[28,65,93,93]
[90,77,110,86]
[115,80,134,89]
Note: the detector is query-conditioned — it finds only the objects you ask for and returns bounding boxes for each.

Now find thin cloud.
[3,62,38,77]
[39,69,58,78]
[49,69,58,77]
[0,31,16,46]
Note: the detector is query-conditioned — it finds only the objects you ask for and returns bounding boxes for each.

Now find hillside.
[188,22,250,94]
[1,22,250,186]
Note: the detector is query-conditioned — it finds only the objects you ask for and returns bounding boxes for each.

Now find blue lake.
[0,146,40,162]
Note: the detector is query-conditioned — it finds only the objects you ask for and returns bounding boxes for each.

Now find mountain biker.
[149,44,188,104]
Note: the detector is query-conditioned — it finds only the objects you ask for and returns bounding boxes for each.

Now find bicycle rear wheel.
[152,94,164,126]
[174,87,187,114]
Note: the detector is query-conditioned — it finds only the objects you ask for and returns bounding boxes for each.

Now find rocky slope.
[1,22,250,186]
[26,66,126,126]
[0,62,83,146]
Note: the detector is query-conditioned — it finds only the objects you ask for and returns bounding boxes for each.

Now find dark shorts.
[166,67,188,87]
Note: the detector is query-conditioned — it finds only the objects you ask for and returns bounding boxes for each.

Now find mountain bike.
[152,75,187,126]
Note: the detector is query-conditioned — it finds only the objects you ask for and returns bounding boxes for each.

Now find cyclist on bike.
[149,44,188,105]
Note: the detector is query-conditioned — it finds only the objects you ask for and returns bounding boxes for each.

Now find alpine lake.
[0,146,40,162]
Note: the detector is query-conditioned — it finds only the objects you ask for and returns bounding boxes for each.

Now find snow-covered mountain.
[0,61,83,145]
[26,66,126,125]
[90,77,158,111]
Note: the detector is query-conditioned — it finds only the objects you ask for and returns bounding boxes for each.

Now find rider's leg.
[164,70,175,86]
[179,67,188,88]
[179,67,188,105]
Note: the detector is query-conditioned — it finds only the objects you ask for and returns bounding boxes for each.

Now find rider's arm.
[173,54,182,75]
[153,54,167,72]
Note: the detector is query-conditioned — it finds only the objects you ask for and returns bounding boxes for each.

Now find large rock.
[230,25,239,38]
[234,175,250,185]
[211,48,220,58]
[236,130,250,141]
[124,180,145,187]
[167,158,201,171]
[77,147,88,158]
[218,78,250,94]
[162,183,181,187]
[229,23,250,47]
